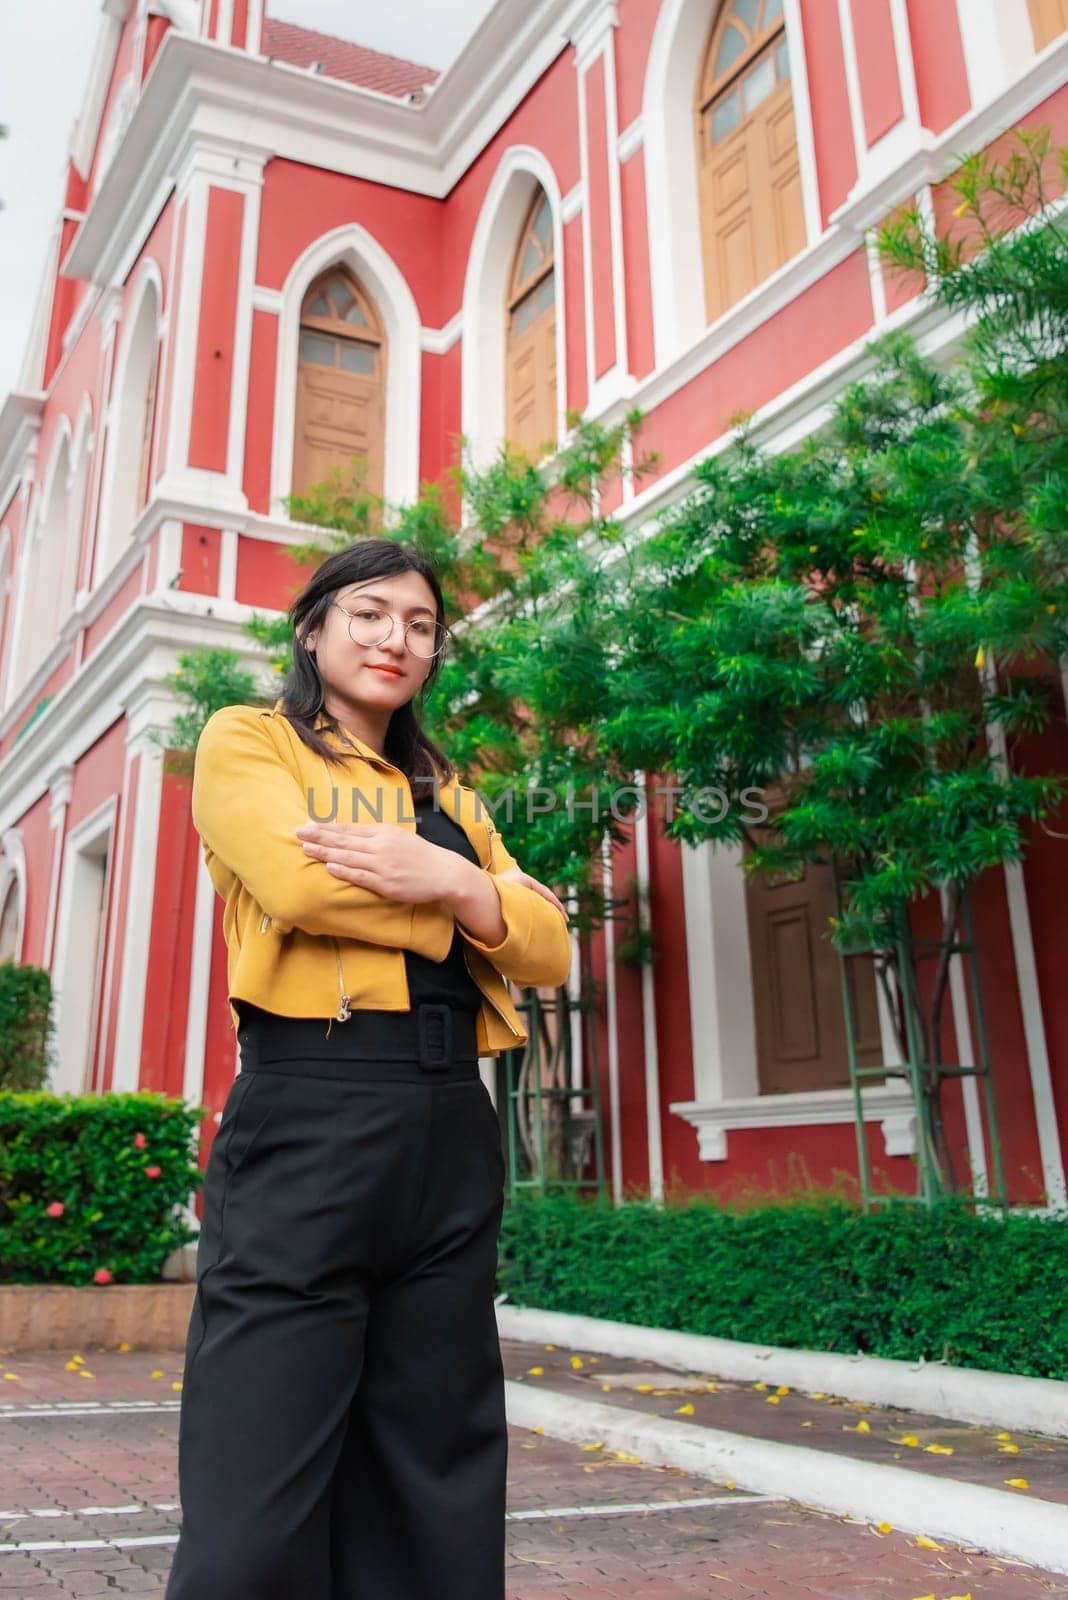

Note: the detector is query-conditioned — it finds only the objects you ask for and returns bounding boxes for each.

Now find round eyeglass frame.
[329,601,451,660]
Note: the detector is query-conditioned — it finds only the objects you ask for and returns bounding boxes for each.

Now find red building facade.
[1,0,1066,1216]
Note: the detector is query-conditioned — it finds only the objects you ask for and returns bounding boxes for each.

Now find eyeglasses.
[330,601,450,660]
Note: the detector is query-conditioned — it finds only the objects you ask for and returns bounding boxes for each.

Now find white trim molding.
[460,146,568,470]
[0,829,27,963]
[671,1084,919,1164]
[269,223,422,514]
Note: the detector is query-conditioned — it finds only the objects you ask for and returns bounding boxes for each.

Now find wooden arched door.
[695,0,805,323]
[292,267,386,498]
[505,189,557,459]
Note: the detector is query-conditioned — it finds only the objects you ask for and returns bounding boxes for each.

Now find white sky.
[0,0,495,403]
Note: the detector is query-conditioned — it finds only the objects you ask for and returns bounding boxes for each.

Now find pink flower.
[133,1132,147,1150]
[93,1268,113,1285]
[144,1166,162,1179]
[46,1201,64,1218]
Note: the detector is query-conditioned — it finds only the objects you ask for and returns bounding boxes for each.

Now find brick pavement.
[501,1338,1068,1509]
[0,1344,1063,1597]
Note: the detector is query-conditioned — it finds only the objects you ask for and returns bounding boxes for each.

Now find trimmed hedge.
[0,1091,206,1284]
[0,962,53,1091]
[497,1189,1068,1381]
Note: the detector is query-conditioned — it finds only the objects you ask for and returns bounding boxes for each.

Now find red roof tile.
[262,16,440,100]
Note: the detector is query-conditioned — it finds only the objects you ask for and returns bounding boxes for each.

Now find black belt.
[235,1000,480,1072]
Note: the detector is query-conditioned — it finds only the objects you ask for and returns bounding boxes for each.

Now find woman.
[165,538,573,1600]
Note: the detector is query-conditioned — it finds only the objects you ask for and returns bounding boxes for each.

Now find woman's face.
[303,570,440,713]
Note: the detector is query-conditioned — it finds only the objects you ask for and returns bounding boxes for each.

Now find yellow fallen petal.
[527,1367,544,1376]
[118,1343,132,1353]
[65,1361,79,1372]
[945,1594,973,1599]
[675,1403,695,1415]
[601,1383,612,1391]
[635,1384,654,1393]
[582,1441,604,1452]
[802,1421,813,1428]
[996,1431,1013,1441]
[704,1383,718,1392]
[914,1534,943,1550]
[3,1373,20,1382]
[570,1356,584,1370]
[975,644,986,668]
[856,1419,870,1433]
[877,1521,892,1534]
[809,1392,826,1400]
[998,1443,1020,1454]
[753,1382,768,1391]
[897,1435,921,1447]
[776,1385,789,1395]
[150,1370,164,1379]
[766,1395,781,1404]
[544,1344,556,1351]
[953,198,969,216]
[78,1370,95,1379]
[71,1354,84,1364]
[172,1381,182,1391]
[725,1481,736,1490]
[924,1443,954,1455]
[531,1426,544,1435]
[1004,1478,1029,1490]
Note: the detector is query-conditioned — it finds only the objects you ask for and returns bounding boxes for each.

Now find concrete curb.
[497,1304,1068,1438]
[503,1380,1068,1575]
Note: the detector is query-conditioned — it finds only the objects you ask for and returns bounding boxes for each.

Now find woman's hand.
[494,867,569,923]
[296,821,459,904]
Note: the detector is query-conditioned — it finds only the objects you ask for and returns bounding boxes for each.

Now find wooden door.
[1028,0,1068,48]
[745,836,883,1094]
[696,0,805,323]
[506,189,557,459]
[292,269,386,498]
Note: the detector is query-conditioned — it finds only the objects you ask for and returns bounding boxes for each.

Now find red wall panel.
[849,0,904,146]
[189,187,244,473]
[799,0,857,225]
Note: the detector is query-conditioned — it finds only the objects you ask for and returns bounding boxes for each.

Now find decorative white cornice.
[0,394,45,512]
[64,6,584,286]
[671,1084,918,1163]
[569,0,619,72]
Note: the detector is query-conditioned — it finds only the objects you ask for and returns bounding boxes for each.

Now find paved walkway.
[0,1343,1062,1596]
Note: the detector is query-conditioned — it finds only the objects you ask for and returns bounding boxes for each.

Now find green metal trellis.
[492,983,607,1200]
[835,870,1008,1211]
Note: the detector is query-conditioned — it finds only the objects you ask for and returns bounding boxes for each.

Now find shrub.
[497,1189,1068,1380]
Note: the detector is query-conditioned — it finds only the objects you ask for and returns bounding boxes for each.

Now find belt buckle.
[417,1003,453,1071]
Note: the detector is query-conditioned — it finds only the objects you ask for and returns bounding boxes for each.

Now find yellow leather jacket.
[190,700,573,1054]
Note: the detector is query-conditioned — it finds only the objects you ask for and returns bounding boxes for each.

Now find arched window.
[1028,0,1068,47]
[292,267,387,499]
[504,189,557,459]
[695,0,805,322]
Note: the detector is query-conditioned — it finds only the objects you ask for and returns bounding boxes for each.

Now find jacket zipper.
[462,941,522,1038]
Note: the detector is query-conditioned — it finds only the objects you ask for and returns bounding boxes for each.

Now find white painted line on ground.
[504,1379,1068,1575]
[507,1493,782,1521]
[0,1503,179,1520]
[0,1402,180,1419]
[498,1305,1068,1438]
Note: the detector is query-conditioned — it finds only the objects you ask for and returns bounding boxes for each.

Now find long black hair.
[278,538,455,791]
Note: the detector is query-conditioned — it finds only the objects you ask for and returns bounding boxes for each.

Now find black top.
[404,795,485,1014]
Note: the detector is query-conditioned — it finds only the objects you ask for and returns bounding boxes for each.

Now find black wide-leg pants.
[165,1008,507,1600]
